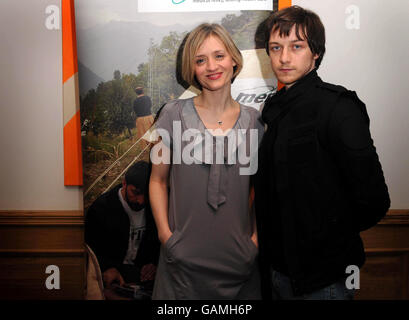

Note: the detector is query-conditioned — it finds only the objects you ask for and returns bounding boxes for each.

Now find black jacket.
[254,70,390,297]
[133,95,152,117]
[84,184,160,283]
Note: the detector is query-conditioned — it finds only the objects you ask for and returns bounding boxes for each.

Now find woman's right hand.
[159,229,173,246]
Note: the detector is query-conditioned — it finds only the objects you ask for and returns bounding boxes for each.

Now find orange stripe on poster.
[62,0,82,186]
[277,0,292,90]
[63,111,83,185]
[279,0,292,10]
[62,0,78,83]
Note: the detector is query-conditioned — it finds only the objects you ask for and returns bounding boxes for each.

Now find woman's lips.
[207,72,222,80]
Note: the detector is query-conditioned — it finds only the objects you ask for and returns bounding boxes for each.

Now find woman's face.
[193,35,236,92]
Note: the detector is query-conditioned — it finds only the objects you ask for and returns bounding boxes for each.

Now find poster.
[75,1,276,208]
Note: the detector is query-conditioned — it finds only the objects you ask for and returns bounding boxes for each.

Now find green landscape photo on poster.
[74,1,276,208]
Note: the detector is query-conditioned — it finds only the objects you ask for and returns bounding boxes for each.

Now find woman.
[149,23,264,299]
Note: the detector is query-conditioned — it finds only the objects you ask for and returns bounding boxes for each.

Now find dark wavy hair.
[264,6,326,69]
[125,161,150,193]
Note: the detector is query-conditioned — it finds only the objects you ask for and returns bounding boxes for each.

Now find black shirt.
[133,95,152,117]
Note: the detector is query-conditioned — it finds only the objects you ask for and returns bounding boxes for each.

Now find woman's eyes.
[195,54,224,65]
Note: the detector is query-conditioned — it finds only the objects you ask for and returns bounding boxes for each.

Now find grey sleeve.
[153,101,179,149]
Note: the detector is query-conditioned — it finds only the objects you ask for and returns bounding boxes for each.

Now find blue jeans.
[271,269,355,300]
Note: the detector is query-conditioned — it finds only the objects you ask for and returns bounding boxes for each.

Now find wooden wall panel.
[356,210,409,300]
[355,251,409,300]
[0,211,85,300]
[0,210,407,300]
[0,253,85,300]
[0,226,83,251]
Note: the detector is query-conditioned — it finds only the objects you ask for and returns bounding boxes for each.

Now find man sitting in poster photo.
[255,6,390,300]
[85,161,160,295]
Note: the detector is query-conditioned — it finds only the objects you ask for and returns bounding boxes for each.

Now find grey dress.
[152,97,264,299]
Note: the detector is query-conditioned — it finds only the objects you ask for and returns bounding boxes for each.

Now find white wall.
[294,0,409,208]
[0,0,83,210]
[0,0,408,210]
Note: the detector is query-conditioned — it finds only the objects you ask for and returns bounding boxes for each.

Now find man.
[133,87,154,149]
[85,161,160,290]
[255,6,390,300]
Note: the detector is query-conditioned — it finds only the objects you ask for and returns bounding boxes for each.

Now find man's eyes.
[270,45,303,52]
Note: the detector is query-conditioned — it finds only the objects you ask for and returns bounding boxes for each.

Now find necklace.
[195,98,236,126]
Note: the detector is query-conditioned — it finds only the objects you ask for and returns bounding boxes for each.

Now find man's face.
[268,26,318,89]
[123,181,145,211]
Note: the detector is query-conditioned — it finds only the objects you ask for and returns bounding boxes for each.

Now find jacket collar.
[262,69,320,126]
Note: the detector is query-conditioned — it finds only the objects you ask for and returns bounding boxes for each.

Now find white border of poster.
[138,0,273,13]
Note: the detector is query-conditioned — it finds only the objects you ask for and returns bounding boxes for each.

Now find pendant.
[218,120,223,125]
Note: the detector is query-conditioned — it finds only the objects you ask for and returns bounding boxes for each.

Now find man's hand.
[140,263,157,282]
[103,268,125,288]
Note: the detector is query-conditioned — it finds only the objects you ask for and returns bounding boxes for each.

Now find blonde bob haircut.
[181,23,243,90]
